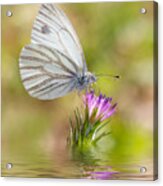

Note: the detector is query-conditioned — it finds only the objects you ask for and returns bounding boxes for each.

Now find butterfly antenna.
[96,73,120,80]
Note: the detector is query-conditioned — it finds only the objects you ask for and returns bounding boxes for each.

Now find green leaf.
[92,131,111,144]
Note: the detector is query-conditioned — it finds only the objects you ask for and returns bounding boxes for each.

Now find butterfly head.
[86,72,97,84]
[77,72,96,91]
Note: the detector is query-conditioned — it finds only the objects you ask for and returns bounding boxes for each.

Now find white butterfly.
[19,3,96,100]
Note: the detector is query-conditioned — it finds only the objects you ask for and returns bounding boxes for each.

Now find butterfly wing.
[19,44,78,100]
[31,3,87,74]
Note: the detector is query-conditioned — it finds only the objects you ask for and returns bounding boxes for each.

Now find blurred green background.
[1,2,155,179]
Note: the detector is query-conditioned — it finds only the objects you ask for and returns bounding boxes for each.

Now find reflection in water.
[2,148,153,180]
[85,171,118,180]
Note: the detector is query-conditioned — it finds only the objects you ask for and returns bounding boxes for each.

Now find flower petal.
[83,91,117,122]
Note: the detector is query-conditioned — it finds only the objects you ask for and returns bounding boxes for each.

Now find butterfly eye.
[41,25,50,34]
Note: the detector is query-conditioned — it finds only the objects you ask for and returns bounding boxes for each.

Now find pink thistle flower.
[83,91,117,122]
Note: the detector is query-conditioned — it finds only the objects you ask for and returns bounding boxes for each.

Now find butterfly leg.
[88,84,95,92]
[93,82,101,95]
[77,89,83,99]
